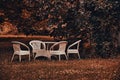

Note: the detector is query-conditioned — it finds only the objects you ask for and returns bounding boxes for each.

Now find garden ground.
[0,35,120,80]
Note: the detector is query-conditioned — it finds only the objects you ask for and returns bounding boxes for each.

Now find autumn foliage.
[0,0,119,58]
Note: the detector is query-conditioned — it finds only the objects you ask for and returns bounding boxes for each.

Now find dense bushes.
[0,0,119,58]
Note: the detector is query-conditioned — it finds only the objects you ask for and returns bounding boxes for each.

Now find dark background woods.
[0,0,120,58]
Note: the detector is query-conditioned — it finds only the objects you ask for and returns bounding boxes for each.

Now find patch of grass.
[0,52,120,80]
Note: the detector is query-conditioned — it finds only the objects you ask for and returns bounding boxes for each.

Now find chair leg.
[67,53,69,59]
[29,54,30,61]
[19,55,21,62]
[49,56,51,60]
[34,53,37,60]
[34,57,35,60]
[65,54,68,60]
[11,54,15,62]
[33,52,35,58]
[78,53,80,59]
[59,55,61,61]
[34,55,36,60]
[47,51,51,60]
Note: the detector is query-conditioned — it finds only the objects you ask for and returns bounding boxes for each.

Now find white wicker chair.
[50,41,68,61]
[11,41,30,62]
[67,40,81,59]
[29,40,50,60]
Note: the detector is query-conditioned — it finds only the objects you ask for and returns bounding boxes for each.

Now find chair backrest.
[12,41,30,52]
[50,41,68,51]
[68,40,81,49]
[13,44,21,51]
[29,40,46,50]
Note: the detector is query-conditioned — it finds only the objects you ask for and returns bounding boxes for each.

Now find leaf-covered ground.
[0,52,120,80]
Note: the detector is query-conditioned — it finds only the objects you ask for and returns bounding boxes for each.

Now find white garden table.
[44,41,58,60]
[44,41,57,50]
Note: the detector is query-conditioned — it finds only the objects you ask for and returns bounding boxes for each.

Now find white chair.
[11,41,30,62]
[50,41,68,61]
[67,40,81,59]
[29,40,50,60]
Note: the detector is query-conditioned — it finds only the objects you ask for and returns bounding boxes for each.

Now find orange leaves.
[21,9,31,19]
[0,21,18,35]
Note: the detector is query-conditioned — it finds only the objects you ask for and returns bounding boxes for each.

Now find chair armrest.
[50,42,58,51]
[50,41,67,51]
[68,40,81,49]
[12,41,30,51]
